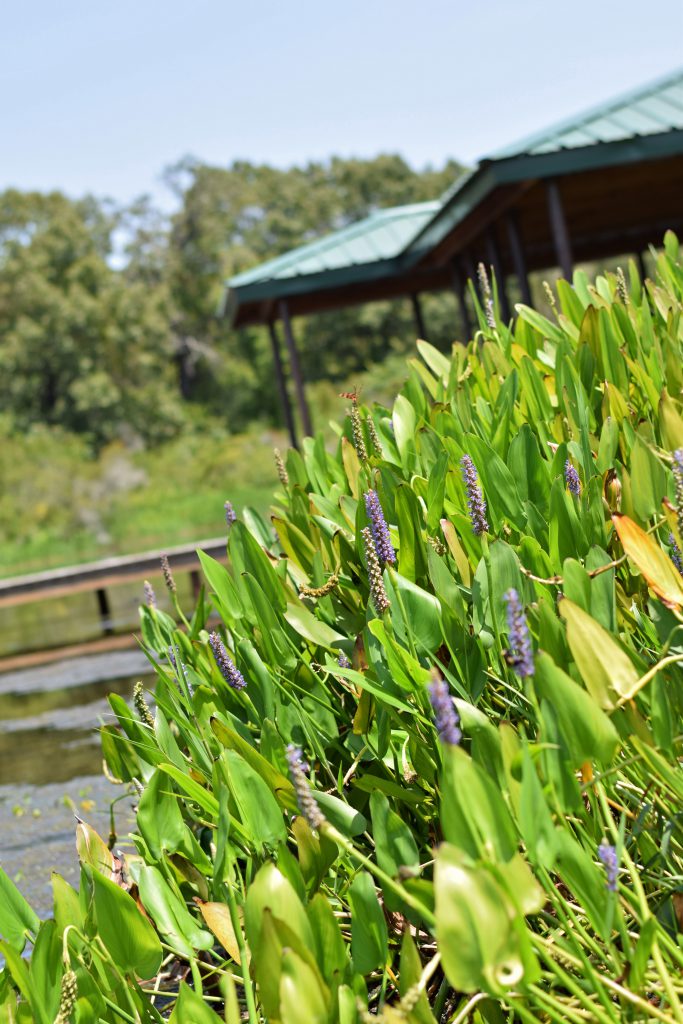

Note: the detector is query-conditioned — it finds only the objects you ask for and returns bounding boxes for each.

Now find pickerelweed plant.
[2,234,683,1022]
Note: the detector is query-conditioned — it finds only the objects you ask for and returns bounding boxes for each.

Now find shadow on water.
[0,648,151,915]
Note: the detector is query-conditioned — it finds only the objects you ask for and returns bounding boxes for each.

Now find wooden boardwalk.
[0,537,225,607]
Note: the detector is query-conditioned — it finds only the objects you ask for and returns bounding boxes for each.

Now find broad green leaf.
[90,868,163,978]
[348,871,388,974]
[533,653,619,766]
[435,844,538,995]
[559,598,639,709]
[0,867,40,952]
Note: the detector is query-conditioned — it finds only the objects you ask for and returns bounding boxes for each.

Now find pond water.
[0,649,150,917]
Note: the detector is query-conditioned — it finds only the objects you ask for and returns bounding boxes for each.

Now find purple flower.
[208,632,246,690]
[460,455,489,535]
[669,534,683,576]
[364,490,396,566]
[338,652,351,669]
[143,580,157,609]
[597,841,618,892]
[362,527,391,614]
[428,673,461,746]
[673,450,683,536]
[224,501,237,526]
[503,589,534,678]
[286,745,325,830]
[564,460,581,496]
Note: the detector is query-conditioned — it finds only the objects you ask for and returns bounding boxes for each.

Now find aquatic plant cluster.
[2,235,683,1022]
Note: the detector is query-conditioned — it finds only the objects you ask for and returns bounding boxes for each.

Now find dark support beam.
[485,230,511,321]
[410,293,428,340]
[268,321,298,449]
[190,569,201,600]
[636,250,648,284]
[278,300,313,438]
[450,261,472,340]
[546,180,574,279]
[95,588,114,636]
[505,213,532,306]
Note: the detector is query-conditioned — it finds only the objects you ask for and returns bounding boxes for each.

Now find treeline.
[0,155,465,448]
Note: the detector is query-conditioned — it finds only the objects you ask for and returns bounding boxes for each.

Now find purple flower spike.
[286,745,325,830]
[364,490,396,566]
[224,501,237,526]
[428,673,461,746]
[673,450,683,536]
[460,455,489,535]
[209,632,246,690]
[503,589,534,678]
[669,534,683,576]
[597,841,618,892]
[564,459,581,496]
[338,652,351,669]
[143,580,157,609]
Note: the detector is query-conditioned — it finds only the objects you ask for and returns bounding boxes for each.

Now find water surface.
[0,650,150,915]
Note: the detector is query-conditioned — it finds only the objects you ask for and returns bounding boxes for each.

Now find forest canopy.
[0,155,466,447]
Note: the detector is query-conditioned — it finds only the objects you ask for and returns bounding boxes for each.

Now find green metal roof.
[406,66,683,260]
[224,67,683,321]
[228,201,440,290]
[490,66,683,160]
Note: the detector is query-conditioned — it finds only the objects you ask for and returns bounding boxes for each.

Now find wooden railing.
[0,538,226,632]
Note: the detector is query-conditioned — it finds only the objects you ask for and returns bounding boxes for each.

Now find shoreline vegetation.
[1,237,683,1020]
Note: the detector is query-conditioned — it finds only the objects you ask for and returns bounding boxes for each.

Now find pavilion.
[222,67,683,446]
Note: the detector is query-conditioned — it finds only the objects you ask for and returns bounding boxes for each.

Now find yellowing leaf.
[559,598,639,710]
[612,514,683,608]
[195,899,241,963]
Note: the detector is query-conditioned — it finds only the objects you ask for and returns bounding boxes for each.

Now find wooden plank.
[0,537,227,607]
[0,634,139,674]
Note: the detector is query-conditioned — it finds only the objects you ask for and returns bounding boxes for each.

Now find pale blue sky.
[2,0,681,209]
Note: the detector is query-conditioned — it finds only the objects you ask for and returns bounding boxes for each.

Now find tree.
[165,154,467,427]
[0,190,181,446]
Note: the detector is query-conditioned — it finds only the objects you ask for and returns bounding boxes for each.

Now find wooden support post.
[410,293,428,341]
[278,300,313,438]
[450,261,472,340]
[485,229,510,321]
[95,588,114,636]
[268,321,298,449]
[546,180,573,279]
[190,569,201,600]
[636,251,648,284]
[505,213,532,306]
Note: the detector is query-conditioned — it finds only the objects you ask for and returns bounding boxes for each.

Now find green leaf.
[533,653,619,766]
[170,982,223,1023]
[435,844,538,995]
[348,871,388,974]
[280,948,330,1024]
[370,791,420,880]
[136,864,213,958]
[90,868,163,978]
[385,570,442,654]
[223,749,287,850]
[559,598,639,710]
[0,867,40,952]
[284,601,345,647]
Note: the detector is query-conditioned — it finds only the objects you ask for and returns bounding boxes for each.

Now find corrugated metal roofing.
[224,66,683,321]
[490,66,683,160]
[228,202,440,288]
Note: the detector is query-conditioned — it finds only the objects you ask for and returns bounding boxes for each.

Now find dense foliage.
[2,236,683,1022]
[0,156,464,445]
